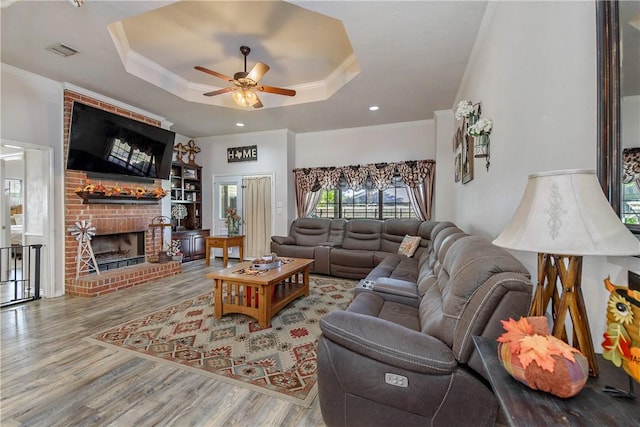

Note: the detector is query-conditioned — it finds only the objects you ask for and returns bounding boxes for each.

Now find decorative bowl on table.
[252,254,281,270]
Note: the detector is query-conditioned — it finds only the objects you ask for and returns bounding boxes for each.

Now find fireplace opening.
[92,231,145,271]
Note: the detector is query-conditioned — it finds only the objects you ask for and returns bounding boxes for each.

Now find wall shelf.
[170,162,202,229]
[75,191,166,205]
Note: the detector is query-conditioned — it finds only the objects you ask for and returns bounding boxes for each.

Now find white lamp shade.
[493,169,640,256]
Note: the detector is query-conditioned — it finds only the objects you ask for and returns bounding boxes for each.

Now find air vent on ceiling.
[46,43,78,57]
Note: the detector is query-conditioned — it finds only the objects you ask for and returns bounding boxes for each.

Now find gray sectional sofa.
[271,217,534,426]
[317,235,533,426]
[270,217,438,279]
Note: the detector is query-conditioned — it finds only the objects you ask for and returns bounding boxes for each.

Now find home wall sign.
[227,145,258,163]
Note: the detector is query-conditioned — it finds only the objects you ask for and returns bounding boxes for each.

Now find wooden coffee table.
[206,258,314,328]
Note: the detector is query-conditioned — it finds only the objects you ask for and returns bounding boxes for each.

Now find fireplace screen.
[92,231,145,270]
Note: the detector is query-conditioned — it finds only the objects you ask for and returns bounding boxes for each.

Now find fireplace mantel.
[75,191,166,205]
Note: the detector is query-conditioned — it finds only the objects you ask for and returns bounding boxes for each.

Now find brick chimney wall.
[64,90,178,296]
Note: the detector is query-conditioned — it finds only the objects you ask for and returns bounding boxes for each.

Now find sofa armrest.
[271,236,295,245]
[372,278,419,299]
[317,241,336,247]
[320,311,456,374]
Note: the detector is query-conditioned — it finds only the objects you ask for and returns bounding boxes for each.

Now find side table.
[205,235,244,267]
[473,336,639,427]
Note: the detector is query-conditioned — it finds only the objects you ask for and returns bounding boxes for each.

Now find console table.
[473,336,639,426]
[205,235,244,267]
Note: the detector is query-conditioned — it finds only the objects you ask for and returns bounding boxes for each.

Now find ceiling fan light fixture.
[232,88,258,107]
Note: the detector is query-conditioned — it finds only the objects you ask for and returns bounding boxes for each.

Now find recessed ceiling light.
[236,122,245,127]
[369,105,379,111]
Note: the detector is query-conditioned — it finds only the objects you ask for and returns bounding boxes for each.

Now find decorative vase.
[474,134,489,157]
[228,221,239,235]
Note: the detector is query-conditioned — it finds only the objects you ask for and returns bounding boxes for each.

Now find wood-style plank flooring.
[1,259,326,427]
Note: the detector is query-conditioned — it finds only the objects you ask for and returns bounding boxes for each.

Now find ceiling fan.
[195,46,296,109]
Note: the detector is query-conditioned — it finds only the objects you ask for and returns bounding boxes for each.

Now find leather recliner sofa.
[317,235,533,427]
[271,218,438,279]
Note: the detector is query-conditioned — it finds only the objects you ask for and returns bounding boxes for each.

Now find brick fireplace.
[64,90,180,297]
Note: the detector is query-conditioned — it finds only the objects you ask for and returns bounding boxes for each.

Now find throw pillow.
[398,235,421,257]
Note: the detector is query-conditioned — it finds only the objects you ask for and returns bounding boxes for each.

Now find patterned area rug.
[87,275,356,407]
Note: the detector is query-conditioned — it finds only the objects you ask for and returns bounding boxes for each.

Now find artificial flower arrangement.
[467,118,493,137]
[497,316,589,398]
[166,239,182,257]
[455,100,475,120]
[225,207,241,231]
[75,180,168,199]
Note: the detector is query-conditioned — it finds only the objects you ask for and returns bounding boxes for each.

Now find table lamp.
[493,169,640,377]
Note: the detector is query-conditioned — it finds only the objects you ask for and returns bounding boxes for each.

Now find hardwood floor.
[0,259,326,427]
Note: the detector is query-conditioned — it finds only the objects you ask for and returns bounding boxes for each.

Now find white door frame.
[1,139,56,298]
[212,172,276,260]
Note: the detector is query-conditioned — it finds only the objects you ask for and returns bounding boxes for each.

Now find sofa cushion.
[420,235,531,350]
[331,248,375,268]
[380,219,421,252]
[398,235,421,257]
[272,244,316,260]
[341,219,383,251]
[290,217,331,246]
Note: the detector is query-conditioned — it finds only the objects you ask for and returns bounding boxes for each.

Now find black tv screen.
[67,102,175,180]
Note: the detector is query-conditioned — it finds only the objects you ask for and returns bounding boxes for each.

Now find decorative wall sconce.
[469,118,492,171]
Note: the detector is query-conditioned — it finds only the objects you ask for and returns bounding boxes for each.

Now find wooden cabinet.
[170,162,202,230]
[172,229,210,262]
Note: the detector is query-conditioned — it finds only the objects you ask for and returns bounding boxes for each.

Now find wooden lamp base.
[530,253,599,377]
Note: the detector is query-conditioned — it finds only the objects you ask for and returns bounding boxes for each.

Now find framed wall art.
[455,153,462,182]
[461,103,481,184]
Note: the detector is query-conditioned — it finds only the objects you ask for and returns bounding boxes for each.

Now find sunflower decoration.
[601,276,640,383]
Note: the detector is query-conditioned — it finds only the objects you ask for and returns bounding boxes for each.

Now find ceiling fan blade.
[203,87,235,97]
[194,66,234,82]
[258,85,296,97]
[252,94,263,109]
[246,62,270,83]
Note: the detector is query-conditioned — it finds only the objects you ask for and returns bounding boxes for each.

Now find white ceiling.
[0,0,488,138]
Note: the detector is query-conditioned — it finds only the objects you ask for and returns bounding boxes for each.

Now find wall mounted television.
[66,102,175,182]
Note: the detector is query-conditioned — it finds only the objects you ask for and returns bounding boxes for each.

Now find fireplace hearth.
[92,231,145,271]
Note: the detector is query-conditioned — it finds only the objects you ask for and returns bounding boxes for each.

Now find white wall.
[295,120,434,168]
[622,95,640,149]
[434,110,455,221]
[446,1,634,349]
[1,64,64,297]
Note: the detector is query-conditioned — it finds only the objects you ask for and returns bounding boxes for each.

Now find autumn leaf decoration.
[498,317,581,373]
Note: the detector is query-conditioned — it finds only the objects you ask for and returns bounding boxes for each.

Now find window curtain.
[243,176,272,258]
[294,169,321,218]
[293,159,435,219]
[398,161,435,220]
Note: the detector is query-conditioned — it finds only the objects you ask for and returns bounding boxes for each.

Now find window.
[622,181,640,225]
[108,138,155,176]
[313,176,416,219]
[4,178,22,208]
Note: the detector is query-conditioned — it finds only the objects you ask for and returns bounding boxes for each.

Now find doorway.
[213,173,273,261]
[0,142,54,304]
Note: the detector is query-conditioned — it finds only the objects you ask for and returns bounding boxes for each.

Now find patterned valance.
[293,160,435,192]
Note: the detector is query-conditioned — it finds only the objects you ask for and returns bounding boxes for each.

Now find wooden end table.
[472,336,640,426]
[206,258,314,328]
[205,235,244,267]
